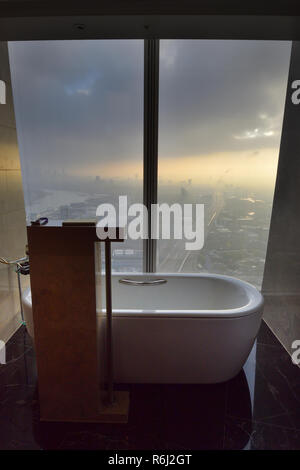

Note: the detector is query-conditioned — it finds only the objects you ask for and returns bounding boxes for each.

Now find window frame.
[143,39,159,272]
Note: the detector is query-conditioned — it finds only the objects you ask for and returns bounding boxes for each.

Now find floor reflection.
[0,321,300,449]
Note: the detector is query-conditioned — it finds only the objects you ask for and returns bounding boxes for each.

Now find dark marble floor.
[0,320,300,450]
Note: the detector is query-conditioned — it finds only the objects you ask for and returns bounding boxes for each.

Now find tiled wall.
[0,42,28,342]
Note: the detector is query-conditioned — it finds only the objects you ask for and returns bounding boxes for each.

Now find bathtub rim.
[104,272,264,319]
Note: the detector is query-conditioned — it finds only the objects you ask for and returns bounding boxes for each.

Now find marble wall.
[263,41,300,356]
[0,42,28,342]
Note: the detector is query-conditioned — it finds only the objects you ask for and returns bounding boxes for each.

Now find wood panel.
[27,225,122,422]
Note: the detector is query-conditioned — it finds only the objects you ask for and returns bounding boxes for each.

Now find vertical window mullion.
[143,39,159,272]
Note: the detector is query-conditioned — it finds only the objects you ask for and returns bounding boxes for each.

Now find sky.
[8,39,291,190]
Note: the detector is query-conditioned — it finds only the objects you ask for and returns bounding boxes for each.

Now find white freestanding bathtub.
[22,273,263,384]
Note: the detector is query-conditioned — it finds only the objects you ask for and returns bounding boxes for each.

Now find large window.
[157,40,291,288]
[9,39,291,286]
[9,40,144,272]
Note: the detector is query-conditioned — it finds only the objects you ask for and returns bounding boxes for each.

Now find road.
[157,191,224,273]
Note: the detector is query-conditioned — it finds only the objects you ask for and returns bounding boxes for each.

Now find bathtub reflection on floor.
[3,321,299,450]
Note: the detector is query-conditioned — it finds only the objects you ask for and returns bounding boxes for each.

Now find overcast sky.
[8,39,291,186]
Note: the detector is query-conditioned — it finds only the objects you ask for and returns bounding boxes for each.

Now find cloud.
[158,40,291,158]
[8,39,291,180]
[9,40,144,170]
